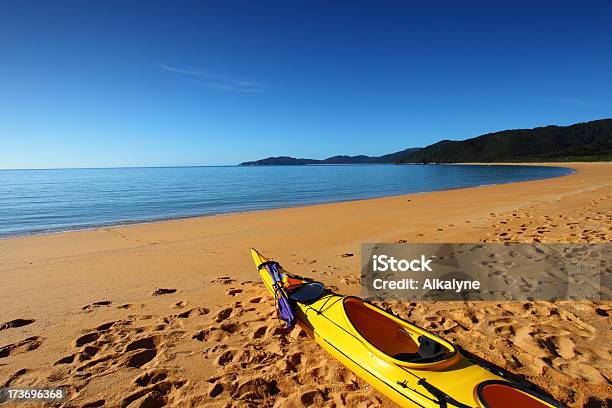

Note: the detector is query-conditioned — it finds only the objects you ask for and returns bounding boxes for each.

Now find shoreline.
[0,162,609,407]
[0,163,575,241]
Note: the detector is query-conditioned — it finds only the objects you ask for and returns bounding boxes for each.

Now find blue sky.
[1,1,611,168]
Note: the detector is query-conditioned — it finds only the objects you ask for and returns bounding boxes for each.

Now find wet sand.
[0,162,610,407]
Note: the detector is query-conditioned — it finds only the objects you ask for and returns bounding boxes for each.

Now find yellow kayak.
[250,248,562,408]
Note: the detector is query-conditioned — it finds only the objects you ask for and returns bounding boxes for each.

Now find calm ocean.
[0,165,572,238]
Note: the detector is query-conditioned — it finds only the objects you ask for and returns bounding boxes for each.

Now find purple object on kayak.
[265,262,297,328]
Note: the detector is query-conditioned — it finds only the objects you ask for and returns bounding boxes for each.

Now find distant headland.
[240,119,612,165]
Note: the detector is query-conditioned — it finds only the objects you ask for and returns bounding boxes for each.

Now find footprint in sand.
[208,382,224,397]
[121,336,163,369]
[125,349,158,368]
[75,331,102,347]
[3,368,28,386]
[116,303,137,309]
[252,326,267,339]
[93,322,113,332]
[120,378,186,408]
[44,307,201,406]
[134,369,169,387]
[216,350,235,366]
[0,318,35,331]
[55,354,77,365]
[285,352,303,372]
[125,335,163,352]
[175,307,210,319]
[227,288,243,296]
[216,308,233,322]
[192,330,208,342]
[231,377,279,402]
[172,300,188,309]
[81,400,106,408]
[152,288,177,296]
[80,345,100,360]
[299,389,330,406]
[0,336,42,358]
[211,276,236,285]
[82,300,112,312]
[220,322,239,334]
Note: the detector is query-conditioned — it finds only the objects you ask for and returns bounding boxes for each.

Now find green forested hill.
[240,119,612,165]
[397,119,612,163]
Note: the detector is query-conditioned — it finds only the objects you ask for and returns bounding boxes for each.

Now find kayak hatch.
[476,381,556,408]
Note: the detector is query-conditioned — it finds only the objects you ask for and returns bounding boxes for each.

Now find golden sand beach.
[0,162,610,407]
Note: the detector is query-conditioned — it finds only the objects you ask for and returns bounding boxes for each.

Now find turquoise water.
[0,165,572,238]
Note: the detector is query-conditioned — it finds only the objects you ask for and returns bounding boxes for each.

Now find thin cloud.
[201,81,265,93]
[159,63,215,77]
[160,63,267,93]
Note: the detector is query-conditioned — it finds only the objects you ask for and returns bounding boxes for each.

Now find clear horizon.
[0,117,607,171]
[1,1,611,169]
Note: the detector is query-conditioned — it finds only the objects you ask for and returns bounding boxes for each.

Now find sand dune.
[0,163,610,407]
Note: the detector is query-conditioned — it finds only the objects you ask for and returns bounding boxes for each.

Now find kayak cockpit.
[476,380,558,408]
[343,297,458,368]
